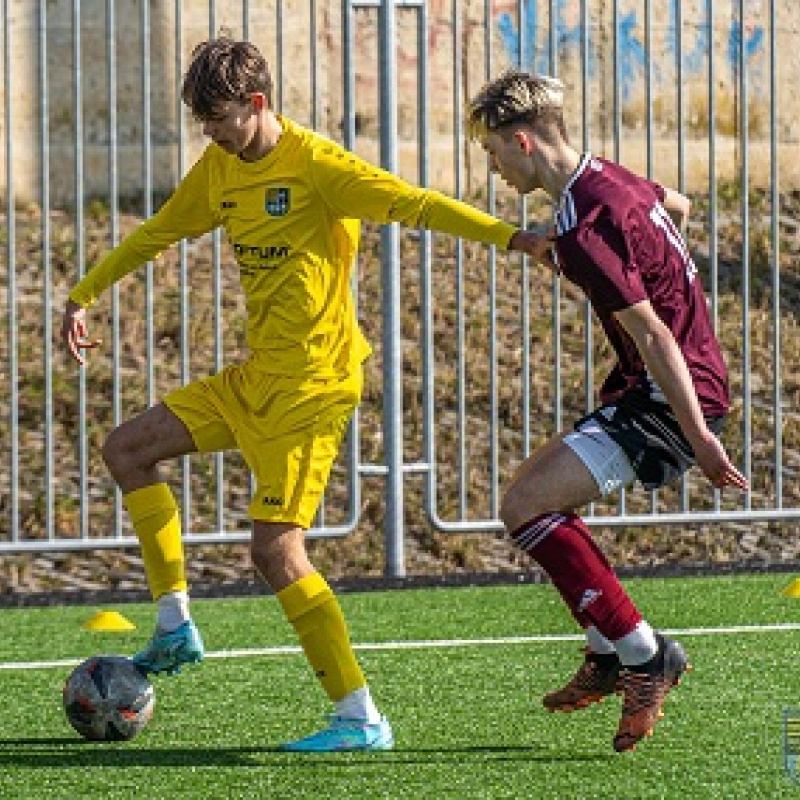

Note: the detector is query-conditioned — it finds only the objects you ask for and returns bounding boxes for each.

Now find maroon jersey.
[553,154,729,415]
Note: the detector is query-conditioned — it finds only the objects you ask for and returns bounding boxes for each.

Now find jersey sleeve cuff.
[502,224,519,250]
[67,286,95,308]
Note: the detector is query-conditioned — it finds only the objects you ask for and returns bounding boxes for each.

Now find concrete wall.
[1,0,798,206]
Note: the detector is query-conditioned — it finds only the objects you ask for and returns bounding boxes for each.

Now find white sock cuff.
[334,686,382,724]
[157,590,191,632]
[613,620,658,666]
[585,625,617,655]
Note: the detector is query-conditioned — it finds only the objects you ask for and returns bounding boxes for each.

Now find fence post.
[379,0,405,577]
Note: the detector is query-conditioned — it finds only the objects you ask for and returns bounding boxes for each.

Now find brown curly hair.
[181,38,274,120]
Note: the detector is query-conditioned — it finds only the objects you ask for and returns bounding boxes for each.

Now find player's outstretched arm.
[614,299,748,492]
[61,299,102,366]
[312,140,562,267]
[311,143,524,251]
[65,151,217,319]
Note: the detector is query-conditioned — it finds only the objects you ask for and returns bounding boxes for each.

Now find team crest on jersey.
[265,187,291,216]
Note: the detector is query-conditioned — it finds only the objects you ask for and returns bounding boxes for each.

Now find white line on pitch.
[2,621,799,672]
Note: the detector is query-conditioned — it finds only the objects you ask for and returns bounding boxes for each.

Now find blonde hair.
[467,71,567,141]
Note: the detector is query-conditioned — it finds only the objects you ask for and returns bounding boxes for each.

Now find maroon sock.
[511,512,641,641]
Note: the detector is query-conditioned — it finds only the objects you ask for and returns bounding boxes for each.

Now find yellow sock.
[124,483,187,599]
[277,573,366,702]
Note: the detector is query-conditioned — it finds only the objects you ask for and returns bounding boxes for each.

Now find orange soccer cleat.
[613,634,690,753]
[543,648,624,713]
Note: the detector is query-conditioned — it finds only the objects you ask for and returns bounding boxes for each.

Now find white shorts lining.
[563,419,637,497]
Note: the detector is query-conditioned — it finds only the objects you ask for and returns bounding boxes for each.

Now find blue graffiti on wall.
[669,0,709,74]
[498,0,581,75]
[618,11,645,98]
[497,0,764,99]
[727,17,764,70]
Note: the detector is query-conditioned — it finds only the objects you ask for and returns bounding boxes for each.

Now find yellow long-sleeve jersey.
[69,116,517,377]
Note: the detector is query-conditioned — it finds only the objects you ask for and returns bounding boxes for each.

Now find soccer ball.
[63,655,155,741]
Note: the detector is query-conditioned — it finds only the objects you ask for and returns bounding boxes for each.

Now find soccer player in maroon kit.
[467,72,748,752]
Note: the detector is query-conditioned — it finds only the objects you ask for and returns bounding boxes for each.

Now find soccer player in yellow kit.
[60,38,549,752]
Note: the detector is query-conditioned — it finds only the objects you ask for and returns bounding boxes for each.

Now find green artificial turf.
[0,573,798,799]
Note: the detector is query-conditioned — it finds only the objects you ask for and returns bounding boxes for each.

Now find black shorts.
[574,391,726,491]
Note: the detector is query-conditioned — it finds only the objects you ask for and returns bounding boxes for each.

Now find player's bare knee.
[101,424,147,481]
[500,481,548,534]
[250,528,289,576]
[100,427,127,477]
[249,537,271,576]
[251,524,312,590]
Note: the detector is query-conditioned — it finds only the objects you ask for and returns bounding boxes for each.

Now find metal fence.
[1,0,798,576]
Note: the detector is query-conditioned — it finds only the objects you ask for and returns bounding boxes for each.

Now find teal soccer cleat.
[280,715,394,752]
[132,620,204,676]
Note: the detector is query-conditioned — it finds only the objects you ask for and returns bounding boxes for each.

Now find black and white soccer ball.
[63,655,155,741]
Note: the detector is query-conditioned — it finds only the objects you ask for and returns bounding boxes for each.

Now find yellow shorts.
[163,360,362,528]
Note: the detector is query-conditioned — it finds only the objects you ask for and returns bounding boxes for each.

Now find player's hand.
[61,299,102,366]
[692,430,749,491]
[509,227,559,273]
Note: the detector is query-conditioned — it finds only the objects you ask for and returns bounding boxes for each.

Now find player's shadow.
[0,738,268,768]
[268,745,609,769]
[0,739,606,768]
